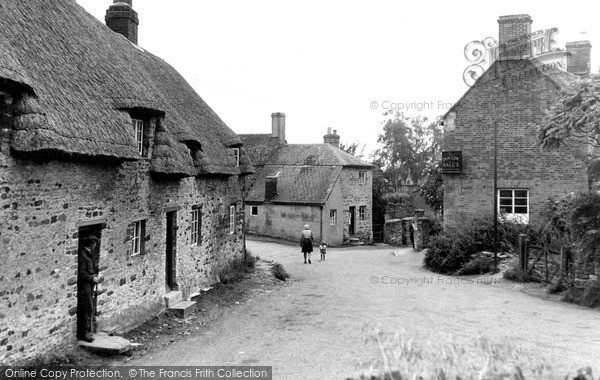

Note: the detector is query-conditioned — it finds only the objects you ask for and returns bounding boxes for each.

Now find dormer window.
[133,119,144,155]
[233,148,240,167]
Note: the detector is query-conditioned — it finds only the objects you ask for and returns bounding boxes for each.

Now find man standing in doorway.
[77,235,99,342]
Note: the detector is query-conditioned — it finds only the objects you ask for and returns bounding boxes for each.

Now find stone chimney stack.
[566,41,592,76]
[271,112,286,143]
[498,14,532,60]
[323,127,340,148]
[106,0,139,44]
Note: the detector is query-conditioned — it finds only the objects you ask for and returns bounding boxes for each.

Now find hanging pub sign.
[442,151,462,174]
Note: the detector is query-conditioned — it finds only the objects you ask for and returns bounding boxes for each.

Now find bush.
[547,280,566,294]
[580,280,600,308]
[457,255,495,275]
[424,214,529,274]
[245,250,259,268]
[568,192,600,265]
[562,287,583,305]
[503,258,529,282]
[271,263,289,281]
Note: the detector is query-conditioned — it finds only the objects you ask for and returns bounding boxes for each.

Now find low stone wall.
[384,210,435,252]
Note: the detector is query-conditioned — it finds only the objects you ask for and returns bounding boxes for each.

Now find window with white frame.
[133,119,144,156]
[498,189,529,223]
[132,219,146,256]
[250,206,258,216]
[359,205,366,221]
[191,206,201,245]
[330,210,337,225]
[233,148,240,167]
[229,205,236,234]
[358,171,366,185]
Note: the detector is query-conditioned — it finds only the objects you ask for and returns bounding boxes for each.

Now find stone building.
[0,0,253,364]
[240,116,373,245]
[441,14,592,228]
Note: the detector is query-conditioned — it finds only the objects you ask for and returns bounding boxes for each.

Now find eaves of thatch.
[0,0,254,176]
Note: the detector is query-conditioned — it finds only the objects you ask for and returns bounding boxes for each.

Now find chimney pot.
[271,112,286,143]
[323,128,341,148]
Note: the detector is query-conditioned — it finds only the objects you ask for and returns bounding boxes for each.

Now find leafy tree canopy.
[372,110,443,186]
[539,73,600,153]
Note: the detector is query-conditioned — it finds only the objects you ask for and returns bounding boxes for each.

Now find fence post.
[518,234,528,272]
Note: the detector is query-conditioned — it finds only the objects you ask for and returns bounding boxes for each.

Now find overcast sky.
[76,0,599,156]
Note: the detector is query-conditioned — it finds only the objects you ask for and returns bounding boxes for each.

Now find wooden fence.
[518,233,572,283]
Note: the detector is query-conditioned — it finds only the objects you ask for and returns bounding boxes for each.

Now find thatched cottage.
[240,115,373,246]
[0,0,253,363]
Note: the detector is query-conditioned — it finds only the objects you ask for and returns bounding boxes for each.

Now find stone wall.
[443,61,588,229]
[0,154,244,364]
[245,203,321,244]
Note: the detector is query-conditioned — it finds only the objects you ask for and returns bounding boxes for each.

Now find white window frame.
[330,210,337,225]
[133,119,144,156]
[132,220,145,256]
[191,207,200,245]
[250,206,258,216]
[359,205,366,221]
[498,189,529,224]
[358,171,366,185]
[229,205,236,234]
[233,148,240,167]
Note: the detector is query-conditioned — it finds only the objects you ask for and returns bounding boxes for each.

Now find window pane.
[514,198,528,206]
[499,190,512,197]
[514,207,528,214]
[514,190,528,198]
[499,198,512,206]
[500,206,512,213]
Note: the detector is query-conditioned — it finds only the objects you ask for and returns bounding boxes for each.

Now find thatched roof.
[0,0,253,176]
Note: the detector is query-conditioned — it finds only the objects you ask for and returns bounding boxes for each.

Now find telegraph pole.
[493,120,498,271]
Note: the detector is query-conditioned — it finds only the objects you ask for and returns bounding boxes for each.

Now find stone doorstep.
[77,332,131,354]
[166,301,196,319]
[163,291,182,308]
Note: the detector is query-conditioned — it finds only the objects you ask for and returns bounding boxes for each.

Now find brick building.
[240,116,373,245]
[0,0,254,363]
[442,14,592,228]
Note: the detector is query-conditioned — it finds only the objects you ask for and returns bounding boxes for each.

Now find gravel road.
[127,240,600,379]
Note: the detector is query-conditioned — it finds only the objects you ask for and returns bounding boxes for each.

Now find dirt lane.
[127,241,600,379]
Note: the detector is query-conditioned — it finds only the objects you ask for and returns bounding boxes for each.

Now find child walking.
[319,242,327,261]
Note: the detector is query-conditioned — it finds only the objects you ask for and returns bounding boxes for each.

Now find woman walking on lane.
[300,224,314,264]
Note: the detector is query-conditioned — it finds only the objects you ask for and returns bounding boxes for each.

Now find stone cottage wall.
[245,203,321,244]
[443,62,588,229]
[0,154,244,364]
[339,168,373,242]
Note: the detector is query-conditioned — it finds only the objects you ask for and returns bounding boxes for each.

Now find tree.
[372,110,443,189]
[420,160,444,216]
[538,73,600,152]
[339,141,366,159]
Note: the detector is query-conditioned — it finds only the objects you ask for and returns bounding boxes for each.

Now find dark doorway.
[166,211,178,291]
[77,225,102,340]
[349,206,356,236]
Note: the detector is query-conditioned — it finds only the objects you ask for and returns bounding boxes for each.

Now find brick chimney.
[271,112,286,143]
[323,127,340,148]
[106,0,139,44]
[566,41,592,76]
[498,14,532,60]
